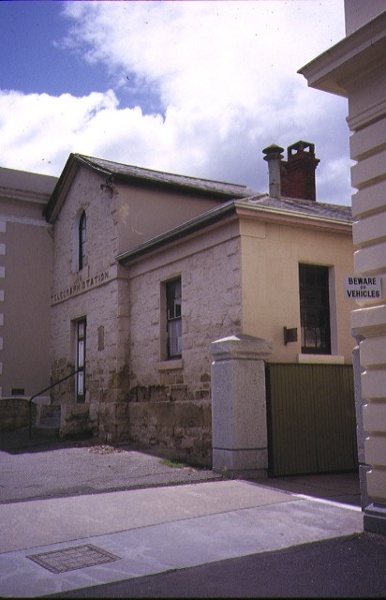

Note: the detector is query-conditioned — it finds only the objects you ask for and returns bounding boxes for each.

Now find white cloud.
[0,1,353,204]
[60,1,343,113]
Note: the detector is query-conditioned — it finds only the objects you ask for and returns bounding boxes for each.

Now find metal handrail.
[29,369,81,439]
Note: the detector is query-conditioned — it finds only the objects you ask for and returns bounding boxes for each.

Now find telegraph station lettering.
[51,270,111,304]
[344,275,382,300]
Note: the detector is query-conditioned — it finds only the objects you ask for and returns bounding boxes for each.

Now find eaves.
[298,10,386,97]
[105,170,251,200]
[0,186,51,208]
[75,154,253,199]
[117,198,352,265]
[234,202,353,234]
[43,153,253,223]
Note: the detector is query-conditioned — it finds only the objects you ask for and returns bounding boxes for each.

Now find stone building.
[43,153,254,448]
[42,142,354,465]
[1,142,356,470]
[299,0,386,534]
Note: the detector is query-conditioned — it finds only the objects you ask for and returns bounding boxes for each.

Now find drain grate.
[27,544,120,574]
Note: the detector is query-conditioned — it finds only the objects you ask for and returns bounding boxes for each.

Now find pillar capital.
[211,334,273,362]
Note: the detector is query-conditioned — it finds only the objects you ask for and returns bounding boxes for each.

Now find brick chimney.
[263,140,320,201]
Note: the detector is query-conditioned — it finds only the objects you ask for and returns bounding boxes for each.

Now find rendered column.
[352,339,370,510]
[298,3,386,535]
[211,334,272,478]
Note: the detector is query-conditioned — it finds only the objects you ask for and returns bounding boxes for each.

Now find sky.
[0,0,353,205]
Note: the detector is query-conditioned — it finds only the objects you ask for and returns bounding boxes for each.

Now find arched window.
[78,211,86,270]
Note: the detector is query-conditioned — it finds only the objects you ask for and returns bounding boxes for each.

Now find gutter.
[76,154,254,200]
[117,197,352,265]
[298,11,386,96]
[234,201,353,231]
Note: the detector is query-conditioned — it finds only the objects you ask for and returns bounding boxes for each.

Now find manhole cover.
[27,544,120,574]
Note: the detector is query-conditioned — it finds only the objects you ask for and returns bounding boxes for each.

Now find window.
[78,211,86,270]
[299,264,331,354]
[76,319,86,402]
[166,278,182,358]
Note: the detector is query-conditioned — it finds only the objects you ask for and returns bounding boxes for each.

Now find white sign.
[344,275,382,300]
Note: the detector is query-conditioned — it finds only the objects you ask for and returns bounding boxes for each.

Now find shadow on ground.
[0,428,361,508]
[0,428,102,455]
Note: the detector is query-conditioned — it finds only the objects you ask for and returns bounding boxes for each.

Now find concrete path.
[0,480,364,598]
[1,432,382,598]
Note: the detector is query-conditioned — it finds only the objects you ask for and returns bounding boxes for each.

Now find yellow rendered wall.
[240,218,356,363]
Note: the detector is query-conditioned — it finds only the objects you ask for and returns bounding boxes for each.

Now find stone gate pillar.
[211,334,272,478]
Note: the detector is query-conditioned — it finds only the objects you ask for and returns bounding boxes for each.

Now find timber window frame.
[78,211,87,271]
[299,264,331,355]
[75,318,87,402]
[165,277,182,359]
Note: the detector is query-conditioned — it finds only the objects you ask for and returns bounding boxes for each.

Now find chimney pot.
[287,140,315,159]
[262,143,284,158]
[263,140,320,201]
[282,140,319,201]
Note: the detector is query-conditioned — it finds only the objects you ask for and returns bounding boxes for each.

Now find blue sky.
[0,1,352,204]
[0,1,161,110]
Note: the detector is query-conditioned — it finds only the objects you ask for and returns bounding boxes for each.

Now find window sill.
[297,354,345,365]
[158,358,184,371]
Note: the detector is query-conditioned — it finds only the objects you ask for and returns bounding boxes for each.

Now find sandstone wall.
[0,398,36,431]
[50,169,130,441]
[126,223,242,464]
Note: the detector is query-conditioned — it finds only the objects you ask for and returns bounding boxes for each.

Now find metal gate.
[265,363,358,476]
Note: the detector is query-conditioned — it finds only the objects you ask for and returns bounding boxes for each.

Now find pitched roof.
[117,195,352,264]
[65,155,352,223]
[75,154,255,198]
[44,153,255,222]
[45,152,352,240]
[239,194,352,223]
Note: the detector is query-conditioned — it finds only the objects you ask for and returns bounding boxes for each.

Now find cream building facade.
[0,167,57,399]
[299,0,386,534]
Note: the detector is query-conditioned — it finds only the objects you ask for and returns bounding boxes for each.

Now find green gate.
[265,363,358,476]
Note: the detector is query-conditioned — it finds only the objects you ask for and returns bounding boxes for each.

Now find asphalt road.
[47,531,386,598]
